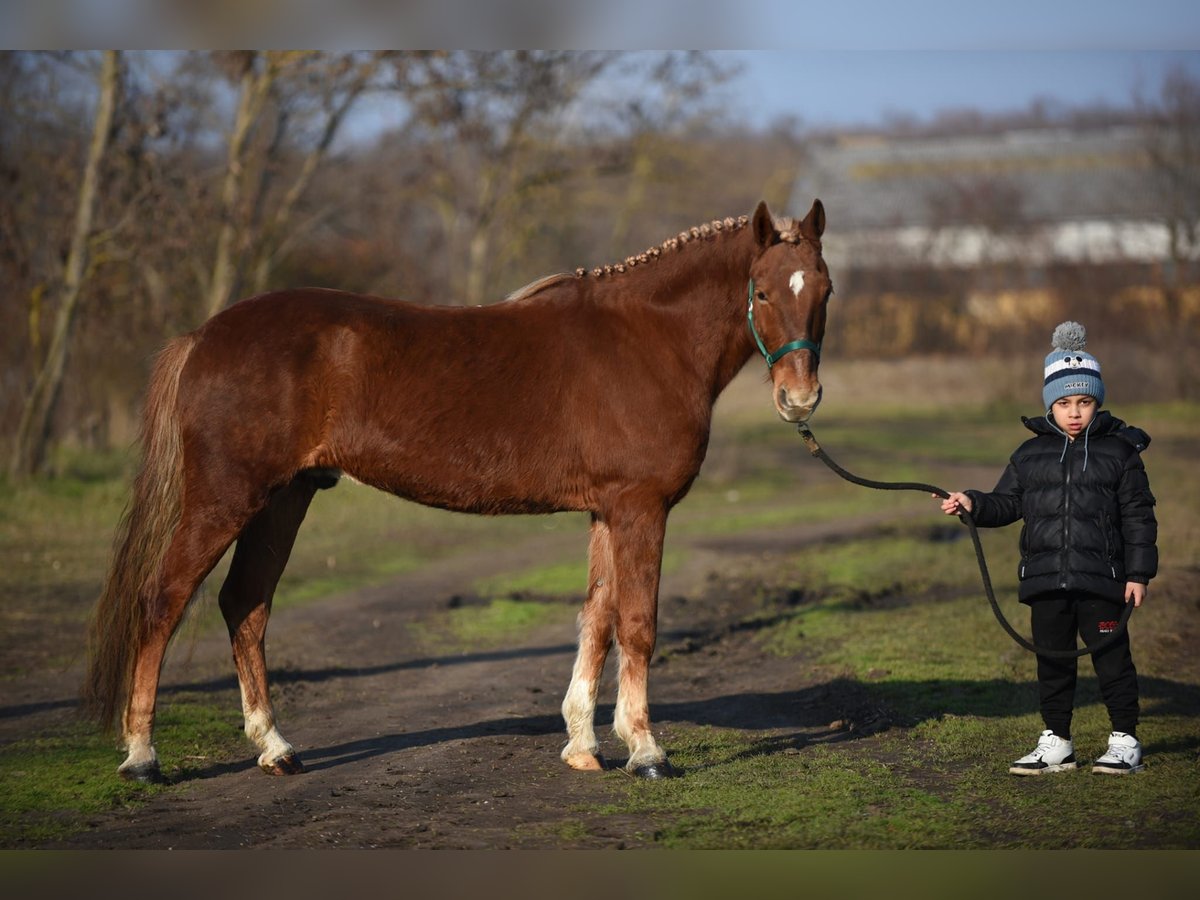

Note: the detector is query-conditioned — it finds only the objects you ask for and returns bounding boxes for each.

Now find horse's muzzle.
[775,383,822,423]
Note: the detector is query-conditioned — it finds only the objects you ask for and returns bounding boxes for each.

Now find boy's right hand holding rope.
[939,491,973,516]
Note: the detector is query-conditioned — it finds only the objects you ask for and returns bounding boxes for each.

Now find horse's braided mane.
[505,211,813,302]
[507,211,811,303]
[566,215,751,281]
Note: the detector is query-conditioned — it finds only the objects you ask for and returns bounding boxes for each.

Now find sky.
[706,2,1200,128]
[3,1,1197,133]
[342,47,1200,146]
[716,50,1200,130]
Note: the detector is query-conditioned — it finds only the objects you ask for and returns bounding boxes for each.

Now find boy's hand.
[938,491,973,516]
[1124,582,1147,607]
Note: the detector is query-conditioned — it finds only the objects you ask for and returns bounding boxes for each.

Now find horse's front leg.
[609,500,677,778]
[561,516,617,771]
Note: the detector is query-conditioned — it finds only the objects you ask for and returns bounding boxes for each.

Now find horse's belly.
[389,484,575,517]
[342,460,581,517]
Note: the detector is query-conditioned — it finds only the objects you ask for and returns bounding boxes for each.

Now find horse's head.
[747,199,831,423]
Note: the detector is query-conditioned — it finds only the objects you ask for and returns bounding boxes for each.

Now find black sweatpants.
[1029,590,1139,739]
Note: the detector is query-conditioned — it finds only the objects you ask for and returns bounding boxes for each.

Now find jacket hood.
[1021,410,1151,451]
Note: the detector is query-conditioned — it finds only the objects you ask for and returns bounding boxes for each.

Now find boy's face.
[1050,394,1098,438]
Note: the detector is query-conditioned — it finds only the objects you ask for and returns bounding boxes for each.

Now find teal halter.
[747,279,822,369]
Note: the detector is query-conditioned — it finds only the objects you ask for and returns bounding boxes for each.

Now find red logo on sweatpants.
[1098,620,1118,634]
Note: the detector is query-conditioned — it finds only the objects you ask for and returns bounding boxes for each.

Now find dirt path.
[7,509,920,849]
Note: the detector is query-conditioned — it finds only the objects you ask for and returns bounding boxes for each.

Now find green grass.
[406,596,575,653]
[589,714,1200,848]
[474,559,591,599]
[759,526,1025,680]
[587,560,1200,849]
[472,548,688,600]
[0,695,246,845]
[599,728,960,849]
[443,597,576,647]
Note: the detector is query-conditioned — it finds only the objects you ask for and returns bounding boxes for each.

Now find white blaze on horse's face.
[789,270,805,297]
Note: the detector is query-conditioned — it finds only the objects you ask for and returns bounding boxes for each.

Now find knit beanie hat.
[1043,321,1105,410]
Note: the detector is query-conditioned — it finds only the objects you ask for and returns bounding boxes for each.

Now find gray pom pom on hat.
[1051,321,1088,352]
[1043,320,1104,409]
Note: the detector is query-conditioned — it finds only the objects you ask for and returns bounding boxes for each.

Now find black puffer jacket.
[965,411,1158,604]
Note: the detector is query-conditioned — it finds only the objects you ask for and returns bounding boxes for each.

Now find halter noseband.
[747,279,822,369]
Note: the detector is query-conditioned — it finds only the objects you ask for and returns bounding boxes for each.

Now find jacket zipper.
[1104,513,1116,579]
[1061,440,1071,589]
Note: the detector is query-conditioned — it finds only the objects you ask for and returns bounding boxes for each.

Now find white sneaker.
[1092,732,1144,774]
[1009,729,1077,776]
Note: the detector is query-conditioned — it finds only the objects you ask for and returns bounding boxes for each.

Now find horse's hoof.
[261,753,305,776]
[565,752,607,772]
[118,761,165,785]
[631,760,679,780]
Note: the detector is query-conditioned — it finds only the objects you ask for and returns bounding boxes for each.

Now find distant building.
[789,125,1189,271]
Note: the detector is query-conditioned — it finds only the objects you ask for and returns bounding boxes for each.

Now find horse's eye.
[755,290,767,302]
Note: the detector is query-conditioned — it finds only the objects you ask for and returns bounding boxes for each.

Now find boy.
[938,322,1157,775]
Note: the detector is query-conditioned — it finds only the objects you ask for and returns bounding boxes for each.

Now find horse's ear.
[801,199,825,240]
[752,201,777,247]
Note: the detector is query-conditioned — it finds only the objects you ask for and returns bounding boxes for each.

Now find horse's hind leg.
[120,505,255,782]
[561,516,617,771]
[217,477,318,775]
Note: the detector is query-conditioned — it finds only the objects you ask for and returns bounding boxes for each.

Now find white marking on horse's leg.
[245,709,296,769]
[789,269,806,297]
[240,683,295,769]
[612,645,666,770]
[117,702,158,775]
[561,605,610,771]
[561,674,601,769]
[118,732,158,774]
[561,522,616,771]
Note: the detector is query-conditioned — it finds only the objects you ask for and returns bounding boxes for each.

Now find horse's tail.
[83,334,197,731]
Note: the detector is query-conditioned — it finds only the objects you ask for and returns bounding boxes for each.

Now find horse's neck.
[658,231,757,398]
[554,227,758,400]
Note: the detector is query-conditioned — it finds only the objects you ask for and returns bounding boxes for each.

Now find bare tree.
[247,54,388,295]
[387,51,736,306]
[606,52,734,256]
[204,51,387,318]
[204,51,285,318]
[396,51,619,305]
[1137,65,1200,327]
[9,51,122,478]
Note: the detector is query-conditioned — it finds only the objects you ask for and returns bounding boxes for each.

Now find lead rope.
[796,423,1133,659]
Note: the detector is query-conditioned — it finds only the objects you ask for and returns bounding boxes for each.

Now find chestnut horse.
[84,199,832,782]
